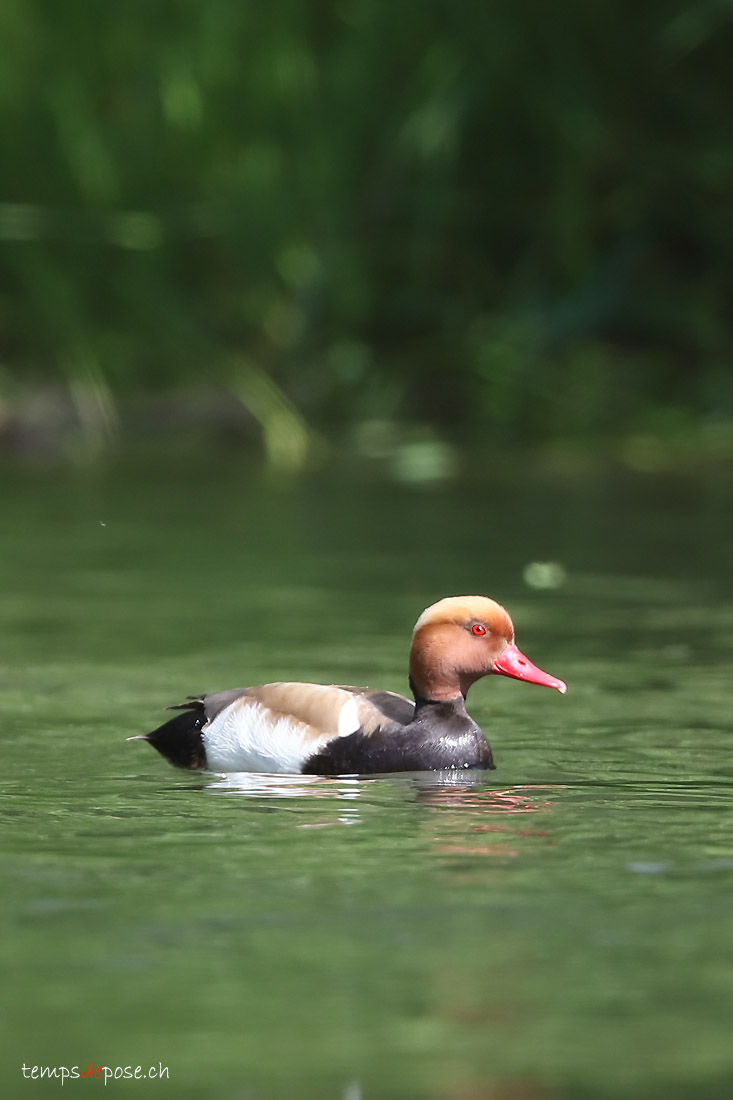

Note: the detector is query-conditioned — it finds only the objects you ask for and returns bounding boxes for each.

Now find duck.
[129,595,566,775]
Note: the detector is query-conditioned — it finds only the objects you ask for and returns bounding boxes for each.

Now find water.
[1,456,733,1098]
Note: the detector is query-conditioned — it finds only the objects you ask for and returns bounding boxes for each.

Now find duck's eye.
[471,623,487,636]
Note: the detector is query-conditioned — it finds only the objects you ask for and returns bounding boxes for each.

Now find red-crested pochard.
[130,595,566,775]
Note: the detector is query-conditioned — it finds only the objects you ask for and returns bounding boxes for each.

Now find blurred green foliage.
[0,0,731,457]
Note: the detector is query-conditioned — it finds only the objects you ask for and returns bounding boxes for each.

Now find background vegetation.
[1,0,731,465]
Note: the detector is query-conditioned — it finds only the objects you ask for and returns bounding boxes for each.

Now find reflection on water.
[416,784,555,862]
[204,769,495,797]
[204,771,353,798]
[204,771,559,856]
[414,782,555,811]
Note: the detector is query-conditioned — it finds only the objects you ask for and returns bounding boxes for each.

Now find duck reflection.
[204,771,359,798]
[201,769,546,803]
[200,771,554,847]
[414,779,553,812]
[422,786,553,861]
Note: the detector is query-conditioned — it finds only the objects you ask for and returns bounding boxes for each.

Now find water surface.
[1,459,732,1098]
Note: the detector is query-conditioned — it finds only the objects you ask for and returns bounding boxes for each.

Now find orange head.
[408,595,567,703]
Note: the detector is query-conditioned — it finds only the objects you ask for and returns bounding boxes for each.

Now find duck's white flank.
[203,693,362,774]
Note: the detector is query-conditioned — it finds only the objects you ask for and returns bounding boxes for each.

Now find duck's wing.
[335,685,415,728]
[157,682,413,774]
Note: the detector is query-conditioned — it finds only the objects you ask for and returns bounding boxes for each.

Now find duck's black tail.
[128,703,207,770]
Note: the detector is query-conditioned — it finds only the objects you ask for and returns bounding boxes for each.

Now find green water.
[2,458,733,1099]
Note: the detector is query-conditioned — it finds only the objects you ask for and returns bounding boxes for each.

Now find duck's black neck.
[411,692,468,718]
[409,676,468,712]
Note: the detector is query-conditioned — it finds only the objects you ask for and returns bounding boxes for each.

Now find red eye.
[471,623,487,636]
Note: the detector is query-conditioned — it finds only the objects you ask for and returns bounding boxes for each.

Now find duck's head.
[408,595,567,703]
